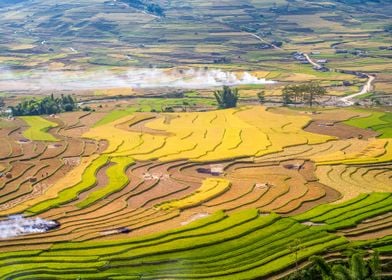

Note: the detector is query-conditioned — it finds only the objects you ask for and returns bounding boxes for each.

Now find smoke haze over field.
[0,215,58,239]
[0,67,275,92]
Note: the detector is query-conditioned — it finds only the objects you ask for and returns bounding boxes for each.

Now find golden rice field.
[0,105,391,279]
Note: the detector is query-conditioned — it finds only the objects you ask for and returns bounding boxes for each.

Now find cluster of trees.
[287,252,381,280]
[385,24,392,33]
[213,82,325,109]
[10,94,77,116]
[146,3,164,16]
[214,86,239,109]
[282,82,326,107]
[119,0,165,17]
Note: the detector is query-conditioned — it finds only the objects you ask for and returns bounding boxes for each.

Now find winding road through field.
[304,53,375,106]
[303,53,322,68]
[248,32,376,107]
[248,33,283,50]
[339,74,375,106]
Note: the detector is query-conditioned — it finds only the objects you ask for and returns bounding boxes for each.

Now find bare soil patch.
[305,121,378,140]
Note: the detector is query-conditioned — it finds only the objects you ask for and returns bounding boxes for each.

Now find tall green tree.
[282,82,326,107]
[369,251,381,280]
[257,90,266,104]
[310,253,378,280]
[309,256,335,279]
[282,85,299,105]
[303,82,326,107]
[214,86,239,109]
[289,239,304,274]
[287,252,381,280]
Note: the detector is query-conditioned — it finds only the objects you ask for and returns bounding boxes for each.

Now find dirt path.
[248,33,283,50]
[246,31,375,107]
[304,53,375,106]
[340,74,375,106]
[303,53,322,68]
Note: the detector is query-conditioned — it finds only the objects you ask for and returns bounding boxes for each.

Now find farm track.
[340,75,376,105]
[303,52,376,106]
[248,26,377,107]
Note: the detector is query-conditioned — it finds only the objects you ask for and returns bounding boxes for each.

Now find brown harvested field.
[340,212,392,240]
[304,121,379,139]
[275,183,326,214]
[60,112,107,138]
[58,112,91,128]
[344,227,392,241]
[0,152,340,244]
[0,112,105,218]
[269,107,369,122]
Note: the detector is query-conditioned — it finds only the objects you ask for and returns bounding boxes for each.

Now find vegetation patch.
[26,155,110,214]
[157,178,231,210]
[11,95,77,116]
[294,193,392,231]
[20,116,59,142]
[76,157,135,208]
[0,210,348,279]
[344,111,392,138]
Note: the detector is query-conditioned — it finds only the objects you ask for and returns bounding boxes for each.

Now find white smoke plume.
[0,215,58,239]
[0,67,275,91]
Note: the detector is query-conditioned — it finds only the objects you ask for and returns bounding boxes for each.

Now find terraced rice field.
[0,106,391,279]
[20,116,59,142]
[344,111,392,139]
[0,210,348,279]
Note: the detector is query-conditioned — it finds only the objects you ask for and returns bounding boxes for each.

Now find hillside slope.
[0,0,390,68]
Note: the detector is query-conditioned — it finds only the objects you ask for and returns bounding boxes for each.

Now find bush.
[163,107,174,112]
[214,86,239,109]
[82,106,92,112]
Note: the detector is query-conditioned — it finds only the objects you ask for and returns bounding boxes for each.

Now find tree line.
[282,82,326,107]
[7,82,326,116]
[286,252,381,280]
[119,0,165,17]
[10,94,77,116]
[214,82,326,109]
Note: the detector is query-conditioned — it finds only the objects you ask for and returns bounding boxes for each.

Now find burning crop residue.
[0,215,59,239]
[0,67,275,91]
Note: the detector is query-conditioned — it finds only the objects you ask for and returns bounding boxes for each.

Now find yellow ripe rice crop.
[156,178,231,210]
[84,106,333,163]
[94,87,135,96]
[315,164,392,204]
[314,139,392,165]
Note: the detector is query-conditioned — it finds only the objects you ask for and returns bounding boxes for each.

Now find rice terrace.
[0,0,391,279]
